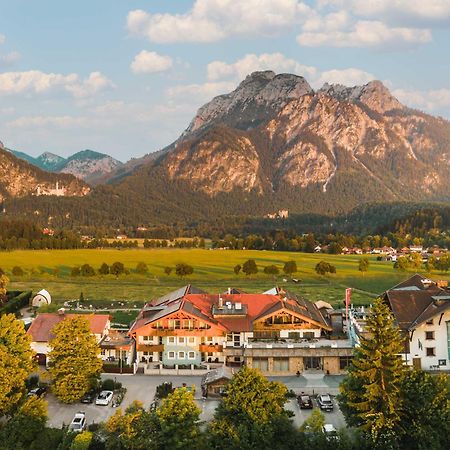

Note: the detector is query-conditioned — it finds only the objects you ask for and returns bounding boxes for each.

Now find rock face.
[0,147,89,201]
[138,71,449,209]
[57,150,123,185]
[9,148,123,184]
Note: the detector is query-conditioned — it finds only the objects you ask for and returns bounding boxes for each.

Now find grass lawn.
[3,248,449,307]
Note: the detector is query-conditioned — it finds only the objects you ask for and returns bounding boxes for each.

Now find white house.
[382,274,450,371]
[27,311,110,365]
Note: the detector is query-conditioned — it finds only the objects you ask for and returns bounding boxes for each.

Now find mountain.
[108,71,450,213]
[0,142,89,202]
[8,147,123,184]
[5,71,450,227]
[57,150,123,185]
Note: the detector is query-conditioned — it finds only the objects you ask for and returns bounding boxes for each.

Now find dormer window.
[426,319,434,325]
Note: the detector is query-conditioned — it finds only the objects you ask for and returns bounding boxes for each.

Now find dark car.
[81,389,97,404]
[317,394,334,411]
[27,387,47,398]
[297,394,313,409]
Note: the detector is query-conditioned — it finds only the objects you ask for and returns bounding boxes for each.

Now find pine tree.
[338,298,405,449]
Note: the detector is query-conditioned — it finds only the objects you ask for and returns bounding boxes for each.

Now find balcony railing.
[199,344,223,352]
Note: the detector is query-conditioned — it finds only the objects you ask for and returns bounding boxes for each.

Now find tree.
[70,431,93,450]
[98,262,110,276]
[80,263,95,277]
[0,268,9,300]
[156,388,202,449]
[398,370,450,450]
[315,261,336,275]
[394,256,409,271]
[299,408,325,433]
[242,259,258,277]
[0,396,48,449]
[164,266,172,276]
[338,298,405,449]
[358,257,369,275]
[175,263,194,279]
[264,265,279,277]
[70,266,81,277]
[208,367,292,449]
[0,314,35,416]
[11,266,24,277]
[110,261,125,278]
[136,262,149,275]
[283,260,297,276]
[49,315,103,403]
[233,264,241,276]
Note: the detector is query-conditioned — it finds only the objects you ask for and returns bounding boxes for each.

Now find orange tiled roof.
[28,313,110,342]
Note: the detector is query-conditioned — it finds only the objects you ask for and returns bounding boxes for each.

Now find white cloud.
[0,51,20,67]
[393,88,450,111]
[318,1,450,26]
[7,115,88,128]
[0,34,5,44]
[131,50,173,74]
[166,81,236,104]
[207,53,317,81]
[204,52,374,89]
[314,68,374,88]
[126,1,312,43]
[297,20,432,48]
[0,70,114,98]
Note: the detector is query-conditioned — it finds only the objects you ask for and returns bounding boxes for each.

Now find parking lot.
[46,374,347,430]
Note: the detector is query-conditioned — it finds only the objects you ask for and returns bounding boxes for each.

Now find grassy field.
[3,248,449,308]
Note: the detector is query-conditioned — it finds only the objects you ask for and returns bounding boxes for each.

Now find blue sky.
[1,0,449,161]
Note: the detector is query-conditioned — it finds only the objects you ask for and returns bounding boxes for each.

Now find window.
[426,319,434,325]
[207,352,213,357]
[340,356,353,370]
[175,320,181,329]
[273,358,289,372]
[188,351,195,359]
[426,347,436,357]
[188,337,196,344]
[207,336,213,342]
[143,351,149,356]
[143,336,149,341]
[168,351,175,359]
[253,358,268,371]
[178,351,185,359]
[100,349,106,355]
[425,331,435,340]
[178,337,185,344]
[168,337,175,344]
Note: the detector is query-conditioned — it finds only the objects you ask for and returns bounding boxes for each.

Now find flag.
[345,288,352,312]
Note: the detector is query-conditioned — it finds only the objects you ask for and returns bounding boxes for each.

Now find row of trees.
[233,260,298,277]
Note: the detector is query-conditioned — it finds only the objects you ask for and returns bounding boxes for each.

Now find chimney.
[218,296,223,308]
[58,307,65,316]
[228,287,231,295]
[437,280,448,289]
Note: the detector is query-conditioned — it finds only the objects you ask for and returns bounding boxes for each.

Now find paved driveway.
[46,374,347,430]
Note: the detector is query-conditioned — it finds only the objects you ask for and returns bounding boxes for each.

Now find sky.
[0,0,449,162]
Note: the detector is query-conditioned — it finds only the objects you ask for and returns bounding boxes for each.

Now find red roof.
[28,313,110,342]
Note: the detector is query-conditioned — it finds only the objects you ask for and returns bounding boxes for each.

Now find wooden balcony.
[199,344,223,353]
[253,322,315,331]
[136,344,164,352]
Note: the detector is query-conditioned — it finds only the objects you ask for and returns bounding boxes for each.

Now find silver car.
[95,390,113,406]
[69,412,86,433]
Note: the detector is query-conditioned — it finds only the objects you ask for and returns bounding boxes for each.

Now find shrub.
[12,266,25,276]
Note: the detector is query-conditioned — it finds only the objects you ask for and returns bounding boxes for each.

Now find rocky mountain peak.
[186,71,313,134]
[319,80,403,114]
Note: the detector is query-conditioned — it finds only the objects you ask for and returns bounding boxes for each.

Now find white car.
[95,390,113,406]
[69,412,86,433]
[323,423,338,440]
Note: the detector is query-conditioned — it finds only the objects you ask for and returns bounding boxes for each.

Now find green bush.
[0,290,32,316]
[101,378,122,391]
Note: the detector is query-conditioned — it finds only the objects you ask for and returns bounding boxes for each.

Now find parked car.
[323,423,338,440]
[81,389,97,404]
[297,394,313,409]
[95,390,113,406]
[317,394,334,411]
[27,386,47,398]
[69,412,86,433]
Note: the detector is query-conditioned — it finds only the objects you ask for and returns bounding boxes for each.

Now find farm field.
[3,248,448,308]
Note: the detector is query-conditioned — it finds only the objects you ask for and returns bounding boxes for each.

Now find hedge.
[0,290,32,315]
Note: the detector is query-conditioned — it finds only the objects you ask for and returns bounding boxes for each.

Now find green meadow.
[3,248,449,308]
